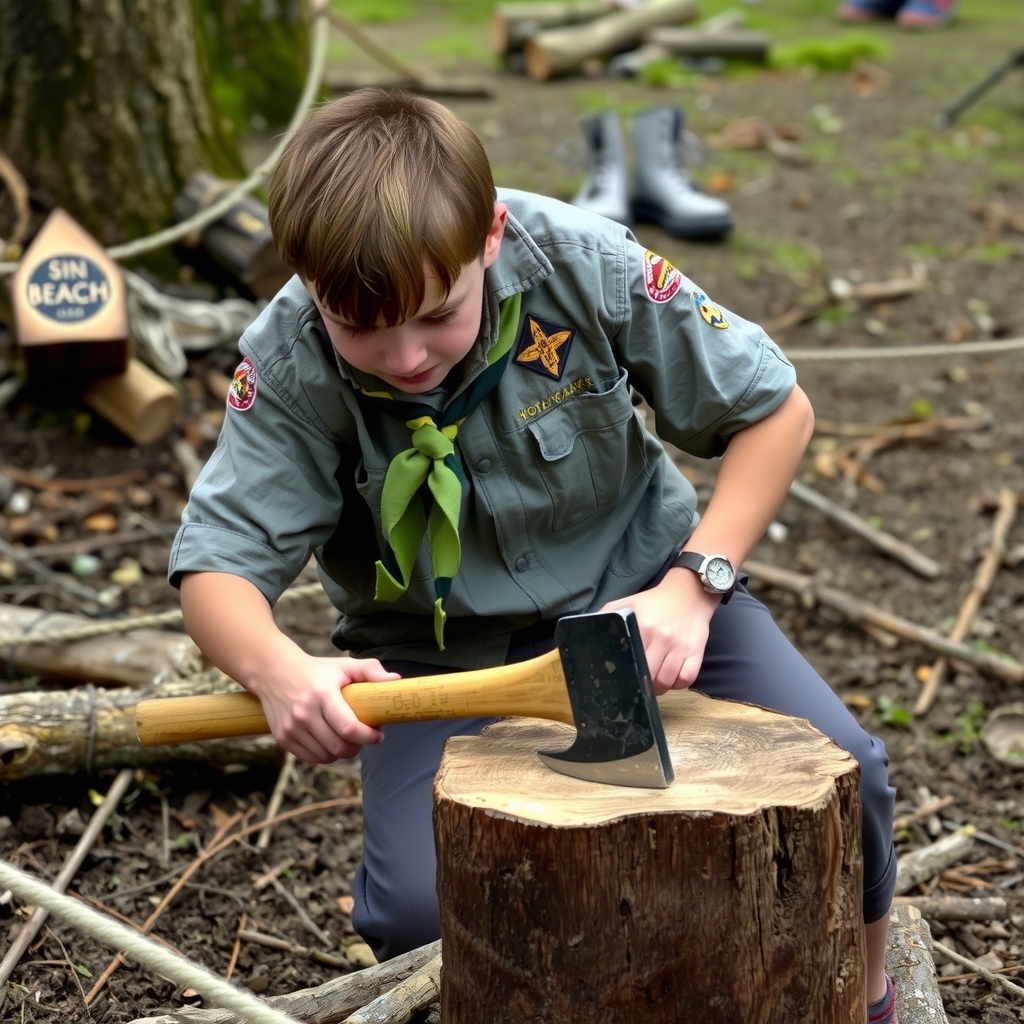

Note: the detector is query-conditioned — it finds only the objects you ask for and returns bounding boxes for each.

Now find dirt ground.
[3,1,1024,1020]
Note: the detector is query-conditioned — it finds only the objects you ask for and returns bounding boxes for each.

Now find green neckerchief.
[356,292,522,649]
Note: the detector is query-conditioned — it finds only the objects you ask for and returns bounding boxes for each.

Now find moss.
[769,32,891,73]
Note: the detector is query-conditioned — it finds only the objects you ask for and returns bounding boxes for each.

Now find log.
[0,673,281,780]
[173,171,292,300]
[125,940,440,1024]
[895,829,976,896]
[434,689,865,1023]
[891,896,1008,922]
[644,26,772,59]
[522,0,699,80]
[491,0,618,56]
[0,602,202,687]
[886,905,949,1024]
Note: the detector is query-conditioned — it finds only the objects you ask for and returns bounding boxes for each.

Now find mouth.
[389,367,438,386]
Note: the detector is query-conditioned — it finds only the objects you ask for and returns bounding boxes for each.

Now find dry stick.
[257,751,296,850]
[84,797,360,1003]
[915,487,1018,715]
[84,810,245,1004]
[340,953,441,1024]
[270,877,333,949]
[932,940,1024,997]
[743,560,1024,683]
[238,929,349,970]
[0,767,134,990]
[225,911,248,981]
[893,795,956,832]
[0,147,31,248]
[0,466,149,493]
[891,895,1008,922]
[814,415,987,441]
[0,535,112,612]
[787,478,941,579]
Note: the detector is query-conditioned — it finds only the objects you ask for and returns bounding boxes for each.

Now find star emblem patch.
[692,290,729,329]
[513,314,576,381]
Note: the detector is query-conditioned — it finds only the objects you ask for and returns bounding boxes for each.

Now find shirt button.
[515,556,529,572]
[476,458,492,473]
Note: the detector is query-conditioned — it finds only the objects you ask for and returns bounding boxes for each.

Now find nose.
[383,328,428,375]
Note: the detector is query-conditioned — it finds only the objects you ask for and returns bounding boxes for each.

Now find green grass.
[336,0,414,24]
[770,31,892,72]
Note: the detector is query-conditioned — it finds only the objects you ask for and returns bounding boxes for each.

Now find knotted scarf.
[358,293,522,649]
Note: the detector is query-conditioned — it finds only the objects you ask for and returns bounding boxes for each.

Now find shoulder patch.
[692,290,730,329]
[513,314,576,381]
[642,250,683,303]
[228,357,258,411]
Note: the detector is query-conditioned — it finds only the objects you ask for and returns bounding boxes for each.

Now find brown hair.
[269,90,495,326]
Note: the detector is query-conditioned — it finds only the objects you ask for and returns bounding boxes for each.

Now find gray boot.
[631,107,732,240]
[570,111,631,226]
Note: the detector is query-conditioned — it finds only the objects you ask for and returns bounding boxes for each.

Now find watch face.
[704,556,735,591]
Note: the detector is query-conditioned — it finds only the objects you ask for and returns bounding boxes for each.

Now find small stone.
[56,808,87,837]
[766,521,789,544]
[71,553,102,578]
[6,491,31,516]
[109,558,143,586]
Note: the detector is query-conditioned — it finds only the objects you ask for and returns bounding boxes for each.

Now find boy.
[170,90,898,1022]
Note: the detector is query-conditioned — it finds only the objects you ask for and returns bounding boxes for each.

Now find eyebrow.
[320,294,461,328]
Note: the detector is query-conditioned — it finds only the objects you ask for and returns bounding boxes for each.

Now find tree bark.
[434,690,866,1024]
[0,671,282,779]
[0,0,245,245]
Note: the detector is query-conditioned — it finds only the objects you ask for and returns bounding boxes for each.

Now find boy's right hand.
[247,648,399,763]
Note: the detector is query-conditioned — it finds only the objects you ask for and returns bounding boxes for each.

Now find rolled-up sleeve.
[613,239,796,458]
[169,352,347,605]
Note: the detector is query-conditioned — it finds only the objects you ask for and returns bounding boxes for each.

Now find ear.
[482,202,508,269]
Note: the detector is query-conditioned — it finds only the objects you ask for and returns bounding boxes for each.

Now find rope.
[785,335,1024,361]
[0,582,324,650]
[0,0,329,277]
[0,858,302,1024]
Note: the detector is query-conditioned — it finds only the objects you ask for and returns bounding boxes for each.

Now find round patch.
[228,357,258,411]
[642,250,683,304]
[692,290,729,329]
[26,255,111,324]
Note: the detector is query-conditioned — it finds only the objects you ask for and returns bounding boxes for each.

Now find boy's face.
[309,204,507,395]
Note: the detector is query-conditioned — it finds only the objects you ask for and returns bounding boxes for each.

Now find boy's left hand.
[600,567,721,694]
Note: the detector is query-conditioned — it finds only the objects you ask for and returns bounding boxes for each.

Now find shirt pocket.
[525,369,649,532]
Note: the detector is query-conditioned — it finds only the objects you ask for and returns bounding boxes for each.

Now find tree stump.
[434,689,865,1023]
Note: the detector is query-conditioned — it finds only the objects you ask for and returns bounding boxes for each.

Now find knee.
[352,862,441,961]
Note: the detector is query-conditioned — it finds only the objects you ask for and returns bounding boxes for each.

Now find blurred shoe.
[631,107,732,240]
[896,0,957,27]
[571,111,631,226]
[836,0,904,20]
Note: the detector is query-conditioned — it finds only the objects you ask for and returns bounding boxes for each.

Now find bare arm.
[179,572,396,762]
[603,385,815,690]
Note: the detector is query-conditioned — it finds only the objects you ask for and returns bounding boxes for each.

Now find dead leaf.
[336,894,355,915]
[209,803,232,829]
[83,512,119,533]
[705,173,736,193]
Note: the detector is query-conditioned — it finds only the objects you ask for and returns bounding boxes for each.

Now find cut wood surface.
[0,673,281,780]
[886,905,950,1024]
[435,689,864,1023]
[126,940,440,1024]
[0,602,202,687]
[522,0,698,79]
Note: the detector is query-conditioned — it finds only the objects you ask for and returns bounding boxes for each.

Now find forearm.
[683,384,814,567]
[179,571,305,692]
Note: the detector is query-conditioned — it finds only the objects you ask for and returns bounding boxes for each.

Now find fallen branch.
[891,895,1008,922]
[895,828,976,896]
[915,487,1017,714]
[932,940,1024,998]
[126,940,440,1024]
[0,535,113,612]
[743,560,1024,683]
[341,953,441,1024]
[788,478,941,578]
[0,466,148,492]
[893,795,955,831]
[813,416,988,440]
[237,928,350,970]
[0,768,134,992]
[886,905,949,1023]
[829,262,928,302]
[257,752,296,850]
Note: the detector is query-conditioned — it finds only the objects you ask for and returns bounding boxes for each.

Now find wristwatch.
[671,550,737,603]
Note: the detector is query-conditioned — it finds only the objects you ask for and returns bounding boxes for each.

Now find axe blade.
[538,609,674,789]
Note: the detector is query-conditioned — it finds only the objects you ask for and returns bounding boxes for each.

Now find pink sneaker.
[837,0,904,20]
[868,975,898,1024]
[896,0,958,27]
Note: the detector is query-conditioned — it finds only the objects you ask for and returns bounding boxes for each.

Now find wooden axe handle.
[135,646,575,747]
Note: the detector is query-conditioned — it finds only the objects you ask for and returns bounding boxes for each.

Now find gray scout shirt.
[169,188,796,669]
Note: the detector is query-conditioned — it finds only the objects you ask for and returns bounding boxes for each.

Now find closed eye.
[423,309,459,328]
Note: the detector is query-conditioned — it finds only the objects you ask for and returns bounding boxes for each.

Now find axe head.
[538,609,674,789]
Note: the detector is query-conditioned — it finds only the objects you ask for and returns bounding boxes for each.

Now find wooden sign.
[9,208,129,379]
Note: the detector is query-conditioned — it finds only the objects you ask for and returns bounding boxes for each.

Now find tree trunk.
[0,671,282,779]
[434,689,866,1024]
[0,0,245,246]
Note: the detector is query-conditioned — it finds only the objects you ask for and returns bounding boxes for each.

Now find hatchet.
[134,609,674,789]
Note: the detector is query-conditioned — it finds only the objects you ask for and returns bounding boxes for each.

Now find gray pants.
[352,584,897,961]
